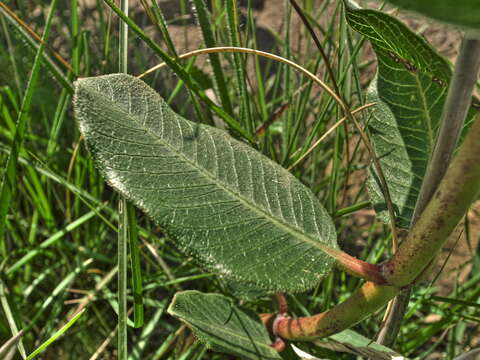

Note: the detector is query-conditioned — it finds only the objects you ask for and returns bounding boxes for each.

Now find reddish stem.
[275,292,288,315]
[261,282,399,341]
[270,337,286,352]
[327,248,388,285]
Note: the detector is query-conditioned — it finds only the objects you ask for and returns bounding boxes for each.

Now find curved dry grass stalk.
[137,46,343,107]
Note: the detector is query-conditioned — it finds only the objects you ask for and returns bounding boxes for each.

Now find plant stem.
[265,282,400,340]
[383,115,480,286]
[118,199,128,360]
[375,289,411,346]
[139,47,342,105]
[377,34,480,346]
[264,111,480,340]
[119,1,128,74]
[416,34,480,217]
[330,250,387,284]
[118,0,129,358]
[128,201,144,328]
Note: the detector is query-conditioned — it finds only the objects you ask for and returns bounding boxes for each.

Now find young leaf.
[383,0,480,30]
[74,74,338,292]
[167,291,282,360]
[344,3,476,228]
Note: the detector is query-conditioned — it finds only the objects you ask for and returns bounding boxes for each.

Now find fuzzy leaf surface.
[167,291,281,360]
[384,0,480,30]
[74,74,338,292]
[345,4,476,228]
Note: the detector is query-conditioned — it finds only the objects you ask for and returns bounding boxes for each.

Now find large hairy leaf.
[383,0,480,30]
[168,291,281,360]
[345,3,476,228]
[74,74,338,292]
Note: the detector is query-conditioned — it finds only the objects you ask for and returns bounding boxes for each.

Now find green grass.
[0,0,478,359]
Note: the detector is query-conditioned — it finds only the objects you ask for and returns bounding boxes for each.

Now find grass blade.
[0,331,24,360]
[0,0,59,261]
[118,199,128,359]
[25,309,86,360]
[0,279,27,358]
[0,3,73,93]
[6,208,100,275]
[102,0,253,142]
[118,0,130,358]
[192,0,234,116]
[127,202,144,328]
[226,0,254,132]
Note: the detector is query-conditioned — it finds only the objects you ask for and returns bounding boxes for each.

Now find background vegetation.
[0,0,479,359]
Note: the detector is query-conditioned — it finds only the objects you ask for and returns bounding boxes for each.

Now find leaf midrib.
[89,84,336,256]
[169,292,280,358]
[172,298,274,354]
[377,54,435,156]
[413,73,434,152]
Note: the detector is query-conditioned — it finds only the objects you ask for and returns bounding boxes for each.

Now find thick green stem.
[377,34,480,346]
[383,114,480,286]
[273,283,399,340]
[265,113,480,340]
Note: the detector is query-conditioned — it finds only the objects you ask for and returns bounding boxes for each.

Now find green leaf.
[167,291,282,360]
[74,74,338,292]
[315,329,407,360]
[383,0,480,30]
[345,3,476,228]
[224,279,272,301]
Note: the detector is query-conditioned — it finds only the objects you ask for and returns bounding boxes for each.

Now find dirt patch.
[427,202,480,295]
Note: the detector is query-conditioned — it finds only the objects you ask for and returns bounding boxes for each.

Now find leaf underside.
[383,0,480,30]
[74,74,338,292]
[168,291,281,360]
[315,329,407,360]
[345,4,477,228]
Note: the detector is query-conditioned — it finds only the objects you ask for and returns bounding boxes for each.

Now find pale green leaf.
[74,74,338,292]
[345,4,476,228]
[167,291,282,360]
[383,0,480,30]
[314,329,407,360]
